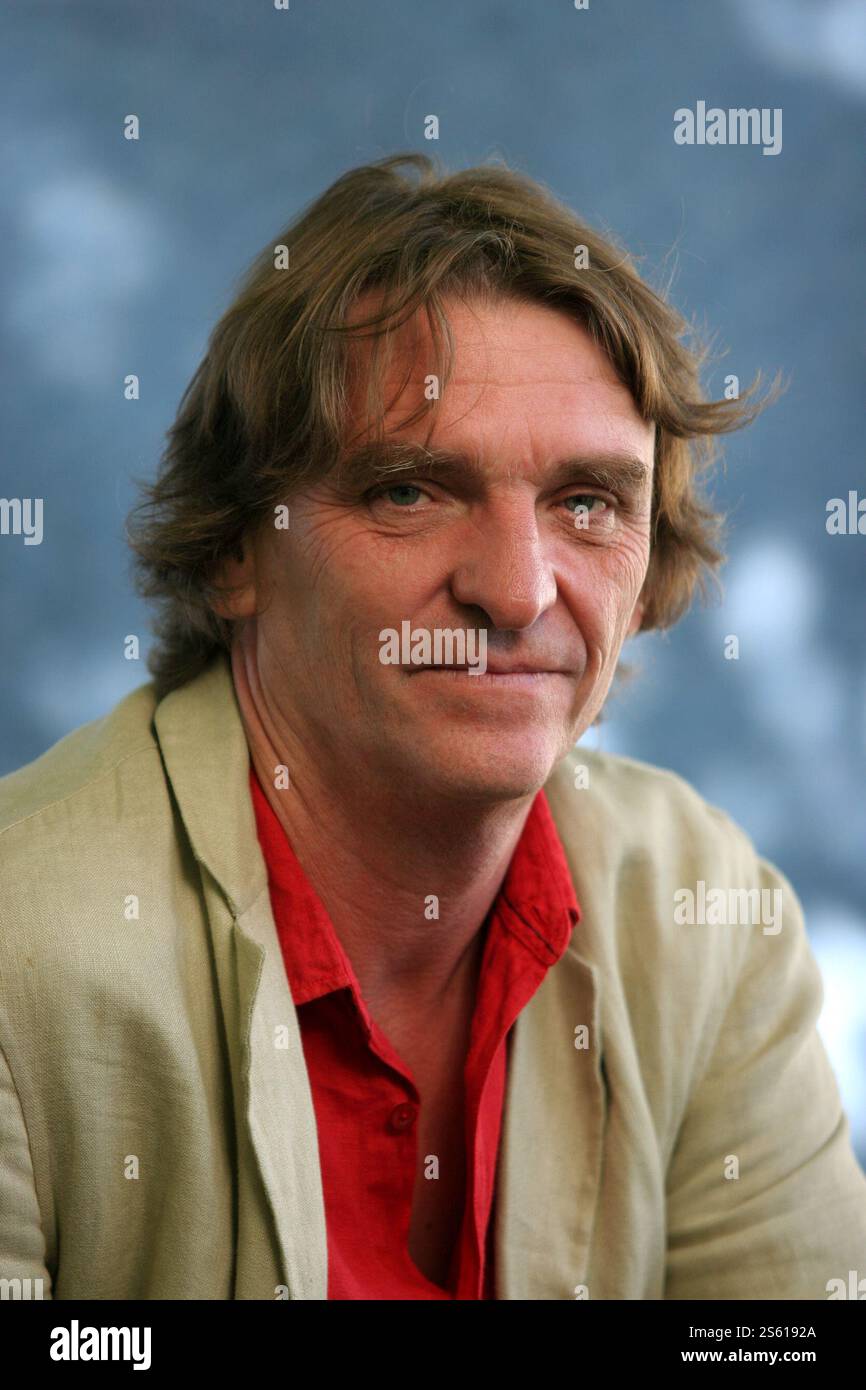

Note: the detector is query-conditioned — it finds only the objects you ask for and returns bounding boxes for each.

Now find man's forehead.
[342,293,653,474]
[345,291,626,387]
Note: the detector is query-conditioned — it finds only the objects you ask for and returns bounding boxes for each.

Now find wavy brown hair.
[125,151,781,702]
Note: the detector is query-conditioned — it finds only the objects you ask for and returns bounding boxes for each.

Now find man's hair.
[125,151,780,702]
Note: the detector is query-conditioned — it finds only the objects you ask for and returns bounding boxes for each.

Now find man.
[1,152,864,1301]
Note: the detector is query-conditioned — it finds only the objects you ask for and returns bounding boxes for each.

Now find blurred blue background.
[1,0,864,1160]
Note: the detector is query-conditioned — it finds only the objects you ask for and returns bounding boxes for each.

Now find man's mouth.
[405,663,566,676]
[405,665,569,687]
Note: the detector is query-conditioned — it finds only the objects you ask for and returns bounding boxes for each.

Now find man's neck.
[230,625,536,1013]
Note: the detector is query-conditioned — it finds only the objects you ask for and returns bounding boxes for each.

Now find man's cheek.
[599,546,650,626]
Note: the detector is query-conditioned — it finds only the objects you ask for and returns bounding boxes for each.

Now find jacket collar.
[153,652,266,917]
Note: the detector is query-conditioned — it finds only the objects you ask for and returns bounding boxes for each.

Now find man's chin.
[387,731,566,806]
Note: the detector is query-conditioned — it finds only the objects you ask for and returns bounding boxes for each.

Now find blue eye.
[371,484,425,507]
[564,494,606,514]
[389,485,422,506]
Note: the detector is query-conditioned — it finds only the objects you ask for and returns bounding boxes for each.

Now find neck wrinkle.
[231,619,296,844]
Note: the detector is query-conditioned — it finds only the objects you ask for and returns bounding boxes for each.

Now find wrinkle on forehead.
[342,293,650,453]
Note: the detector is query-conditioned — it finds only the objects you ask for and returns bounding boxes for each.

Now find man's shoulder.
[0,679,163,853]
[545,740,755,867]
[0,679,187,1012]
[542,740,783,1002]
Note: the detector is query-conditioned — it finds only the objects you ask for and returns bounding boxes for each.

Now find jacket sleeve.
[664,836,866,1300]
[0,1039,52,1298]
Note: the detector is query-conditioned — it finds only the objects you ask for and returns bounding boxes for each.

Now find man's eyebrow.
[334,441,652,492]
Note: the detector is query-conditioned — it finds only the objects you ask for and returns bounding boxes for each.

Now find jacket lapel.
[495,941,606,1299]
[153,653,328,1299]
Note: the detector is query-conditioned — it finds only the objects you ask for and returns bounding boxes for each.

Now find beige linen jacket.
[1,651,865,1301]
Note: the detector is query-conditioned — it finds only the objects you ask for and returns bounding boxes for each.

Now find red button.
[388,1102,417,1132]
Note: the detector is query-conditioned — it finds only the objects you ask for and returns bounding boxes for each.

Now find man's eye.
[366,485,615,519]
[563,493,610,516]
[369,483,427,508]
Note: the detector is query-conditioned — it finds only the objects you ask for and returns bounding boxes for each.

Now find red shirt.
[249,766,580,1300]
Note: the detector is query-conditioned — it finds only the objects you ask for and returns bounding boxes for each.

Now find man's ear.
[209,541,258,620]
[626,597,645,639]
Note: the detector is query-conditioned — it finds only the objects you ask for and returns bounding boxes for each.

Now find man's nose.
[449,503,558,630]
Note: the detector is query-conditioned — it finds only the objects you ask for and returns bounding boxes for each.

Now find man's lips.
[404,664,568,675]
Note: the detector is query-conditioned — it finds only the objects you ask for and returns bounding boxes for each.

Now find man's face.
[225,294,655,802]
